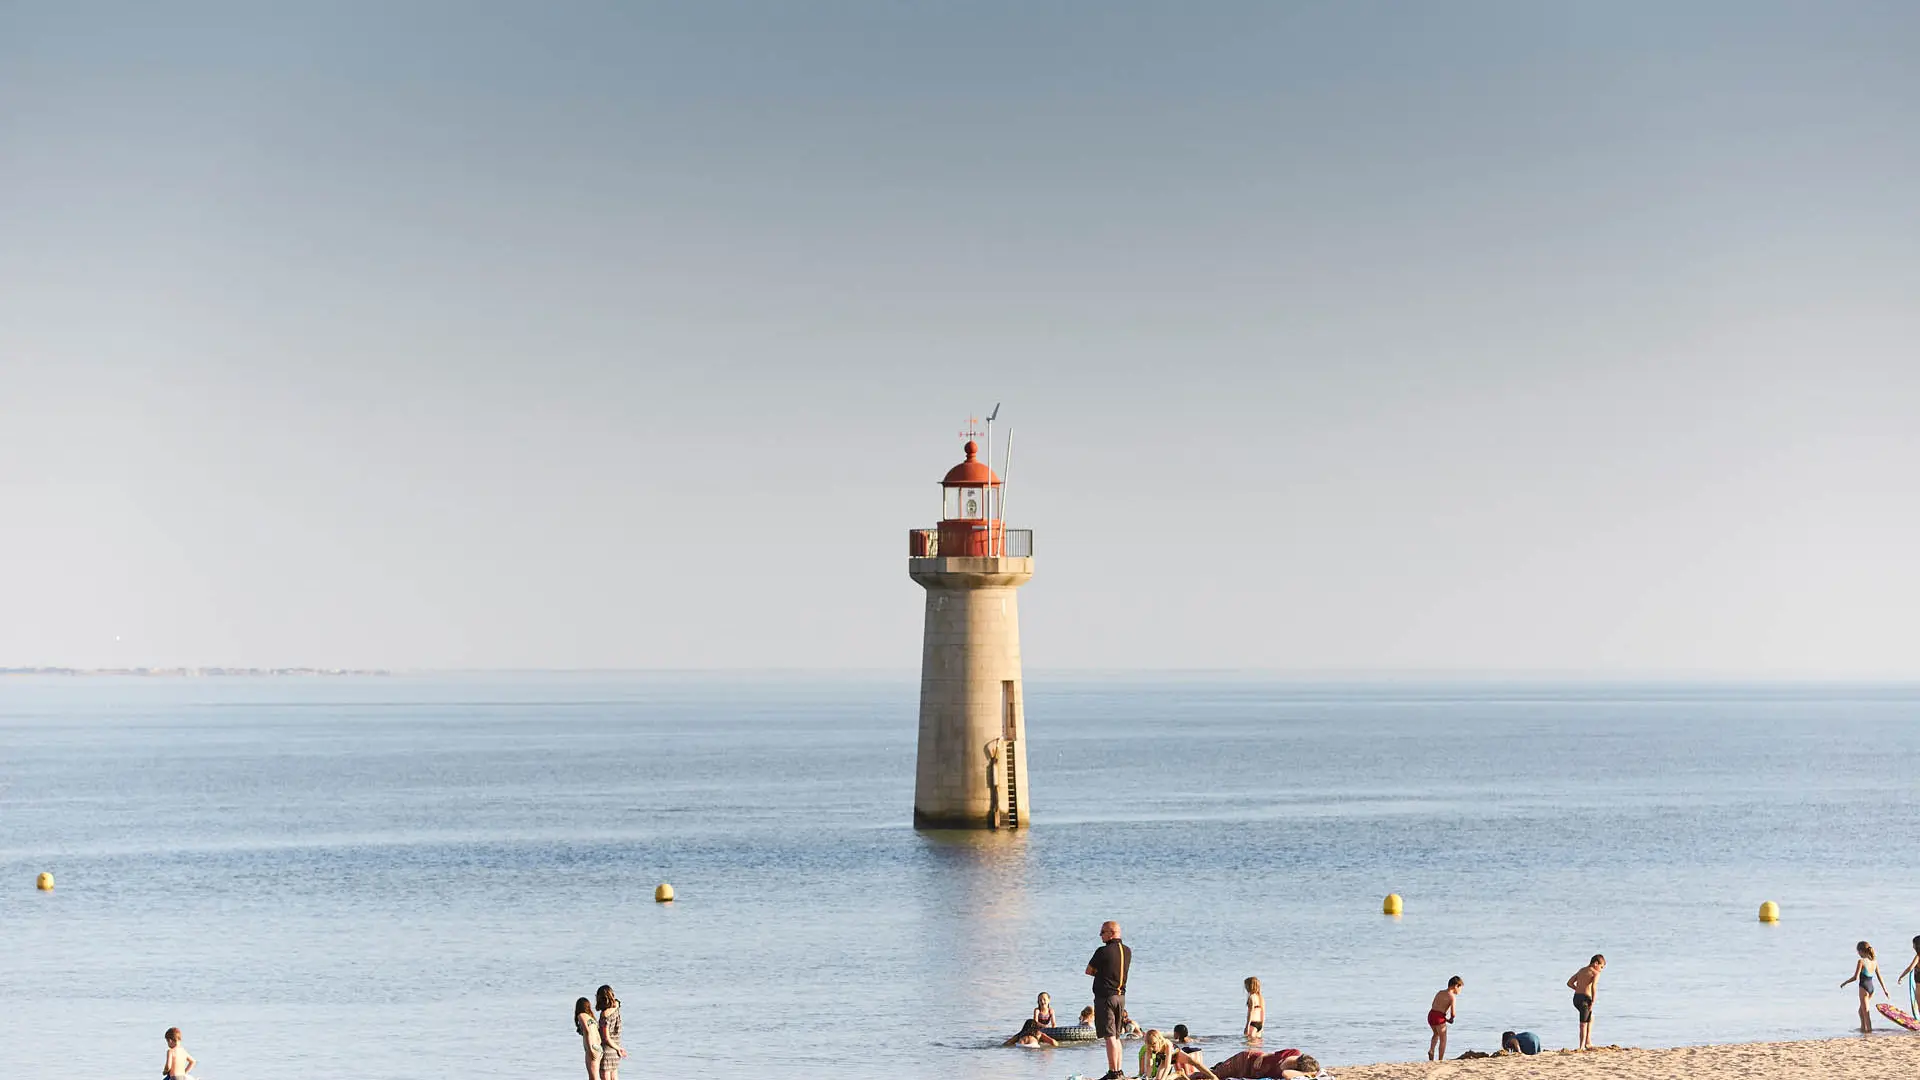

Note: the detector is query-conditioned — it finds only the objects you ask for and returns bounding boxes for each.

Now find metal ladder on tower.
[1002,740,1020,828]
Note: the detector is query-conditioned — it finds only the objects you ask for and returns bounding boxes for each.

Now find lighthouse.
[907,435,1034,829]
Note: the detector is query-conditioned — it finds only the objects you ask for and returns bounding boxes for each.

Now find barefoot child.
[1427,976,1461,1060]
[1567,954,1605,1050]
[163,1028,197,1080]
[1243,977,1265,1042]
[1842,940,1888,1032]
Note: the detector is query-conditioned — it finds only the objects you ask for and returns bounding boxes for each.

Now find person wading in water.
[1086,920,1133,1080]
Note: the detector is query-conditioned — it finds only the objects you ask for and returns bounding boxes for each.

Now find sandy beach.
[1335,1036,1920,1080]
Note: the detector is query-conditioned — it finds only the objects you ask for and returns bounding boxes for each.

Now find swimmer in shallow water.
[1033,991,1055,1028]
[1003,1019,1060,1047]
[1243,976,1265,1042]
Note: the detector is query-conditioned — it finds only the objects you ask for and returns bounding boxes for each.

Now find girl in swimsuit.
[596,985,627,1080]
[1033,991,1055,1028]
[574,997,602,1080]
[1243,977,1265,1042]
[1842,940,1888,1032]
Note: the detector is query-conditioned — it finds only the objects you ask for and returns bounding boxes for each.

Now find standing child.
[1033,991,1055,1028]
[162,1028,197,1080]
[1896,936,1920,1015]
[574,997,602,1080]
[596,984,627,1080]
[1841,940,1888,1032]
[1427,976,1462,1060]
[1567,954,1605,1050]
[1243,977,1265,1042]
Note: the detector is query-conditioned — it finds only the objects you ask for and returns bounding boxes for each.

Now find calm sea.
[4,676,1918,1078]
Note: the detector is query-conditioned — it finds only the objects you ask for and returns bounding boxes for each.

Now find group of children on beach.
[1007,979,1320,1079]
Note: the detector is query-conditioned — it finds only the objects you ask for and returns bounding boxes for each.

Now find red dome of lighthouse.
[941,440,1000,487]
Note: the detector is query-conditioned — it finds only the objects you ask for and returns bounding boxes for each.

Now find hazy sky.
[3,2,1917,674]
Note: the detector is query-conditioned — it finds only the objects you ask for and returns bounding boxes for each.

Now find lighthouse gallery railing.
[908,529,1033,558]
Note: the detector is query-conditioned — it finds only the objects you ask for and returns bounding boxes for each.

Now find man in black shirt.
[1085,920,1132,1080]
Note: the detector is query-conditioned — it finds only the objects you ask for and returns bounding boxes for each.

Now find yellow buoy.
[654,883,675,903]
[1758,900,1779,923]
[1382,892,1403,915]
[35,872,54,892]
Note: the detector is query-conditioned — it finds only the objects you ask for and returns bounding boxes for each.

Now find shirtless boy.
[1427,976,1461,1060]
[1567,954,1605,1050]
[163,1027,197,1080]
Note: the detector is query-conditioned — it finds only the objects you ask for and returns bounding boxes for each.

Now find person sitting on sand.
[162,1027,198,1080]
[1567,954,1604,1050]
[1500,1030,1542,1055]
[1139,1028,1220,1080]
[1004,1018,1060,1047]
[1842,940,1889,1033]
[1033,991,1056,1028]
[1427,975,1461,1060]
[1207,1048,1319,1079]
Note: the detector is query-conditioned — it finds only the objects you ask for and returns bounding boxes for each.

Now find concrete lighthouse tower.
[907,435,1034,829]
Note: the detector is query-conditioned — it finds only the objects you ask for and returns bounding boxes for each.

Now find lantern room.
[907,438,1032,559]
[942,440,999,521]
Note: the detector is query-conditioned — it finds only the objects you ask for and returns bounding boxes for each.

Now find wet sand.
[1335,1035,1920,1080]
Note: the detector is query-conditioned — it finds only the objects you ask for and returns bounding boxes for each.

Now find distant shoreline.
[0,667,390,677]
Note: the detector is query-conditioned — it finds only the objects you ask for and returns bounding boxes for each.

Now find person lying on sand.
[1207,1048,1319,1079]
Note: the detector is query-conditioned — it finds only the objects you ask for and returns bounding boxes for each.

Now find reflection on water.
[918,829,1033,1040]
